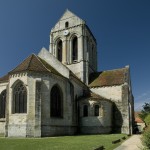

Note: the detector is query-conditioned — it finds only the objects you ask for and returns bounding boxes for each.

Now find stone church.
[0,10,134,137]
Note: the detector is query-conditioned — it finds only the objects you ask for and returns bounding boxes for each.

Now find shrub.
[142,125,150,149]
[144,114,150,126]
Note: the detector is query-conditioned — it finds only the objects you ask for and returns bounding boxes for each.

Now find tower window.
[13,82,27,113]
[57,40,62,62]
[50,85,63,117]
[94,105,99,116]
[65,22,69,28]
[83,105,88,117]
[0,90,6,118]
[72,36,78,61]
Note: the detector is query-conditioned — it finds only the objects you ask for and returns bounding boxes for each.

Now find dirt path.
[114,135,144,150]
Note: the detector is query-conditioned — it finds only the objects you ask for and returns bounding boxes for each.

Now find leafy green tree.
[139,103,150,121]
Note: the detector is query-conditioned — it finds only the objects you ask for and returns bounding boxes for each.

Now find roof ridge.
[36,55,52,73]
[27,54,34,70]
[95,66,129,73]
[8,54,33,74]
[105,67,128,72]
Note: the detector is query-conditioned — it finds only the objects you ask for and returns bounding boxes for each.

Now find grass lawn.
[0,134,127,150]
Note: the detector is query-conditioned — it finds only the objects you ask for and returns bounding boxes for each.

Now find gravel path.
[114,135,144,150]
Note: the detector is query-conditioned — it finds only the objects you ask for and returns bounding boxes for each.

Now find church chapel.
[0,10,134,137]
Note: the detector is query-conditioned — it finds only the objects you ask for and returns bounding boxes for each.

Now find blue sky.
[0,0,150,110]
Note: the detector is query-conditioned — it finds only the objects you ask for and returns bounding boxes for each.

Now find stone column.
[49,33,53,54]
[34,80,41,137]
[78,35,84,61]
[63,38,67,64]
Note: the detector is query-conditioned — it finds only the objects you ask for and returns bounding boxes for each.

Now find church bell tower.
[49,9,97,84]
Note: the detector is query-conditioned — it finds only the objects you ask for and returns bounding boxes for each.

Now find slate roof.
[8,54,63,77]
[89,67,128,87]
[0,74,9,83]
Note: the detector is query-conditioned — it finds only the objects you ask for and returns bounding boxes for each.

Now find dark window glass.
[0,90,6,118]
[94,105,99,116]
[72,36,78,61]
[50,85,63,117]
[13,82,27,113]
[57,40,62,62]
[65,22,69,28]
[83,105,88,117]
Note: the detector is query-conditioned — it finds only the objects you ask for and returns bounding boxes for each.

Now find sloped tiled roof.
[89,67,128,87]
[135,117,144,123]
[89,92,107,99]
[0,74,9,83]
[9,54,63,77]
[79,91,112,102]
[135,112,144,123]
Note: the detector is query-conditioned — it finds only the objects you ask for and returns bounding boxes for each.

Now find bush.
[144,114,150,126]
[142,126,150,149]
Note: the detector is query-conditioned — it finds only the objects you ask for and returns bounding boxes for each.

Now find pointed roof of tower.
[51,9,85,32]
[59,9,85,23]
[9,54,63,77]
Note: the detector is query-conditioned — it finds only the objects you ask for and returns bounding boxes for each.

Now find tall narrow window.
[50,85,63,117]
[92,45,94,60]
[57,40,62,62]
[13,82,27,113]
[94,105,99,116]
[65,22,69,28]
[83,105,88,117]
[72,36,78,61]
[0,90,6,118]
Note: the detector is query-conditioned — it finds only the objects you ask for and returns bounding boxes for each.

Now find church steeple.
[49,9,97,84]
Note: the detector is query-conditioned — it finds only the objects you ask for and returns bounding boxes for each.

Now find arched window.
[13,82,27,113]
[0,90,6,118]
[57,40,62,62]
[83,105,88,117]
[50,85,63,117]
[72,36,78,61]
[94,105,99,116]
[65,22,69,28]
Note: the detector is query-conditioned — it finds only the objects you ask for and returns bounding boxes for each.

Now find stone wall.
[0,121,5,135]
[90,84,132,134]
[91,86,122,102]
[41,72,86,136]
[79,99,113,134]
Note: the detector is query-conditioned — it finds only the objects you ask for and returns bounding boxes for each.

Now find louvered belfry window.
[72,36,78,61]
[13,82,27,113]
[57,40,62,62]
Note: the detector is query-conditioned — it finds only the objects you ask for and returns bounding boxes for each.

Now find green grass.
[0,134,127,150]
